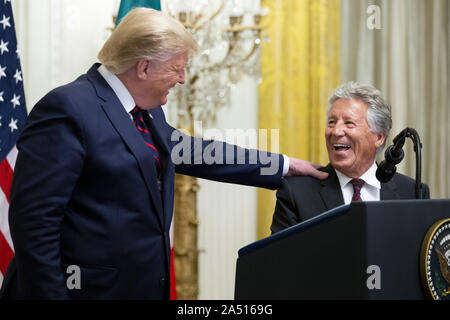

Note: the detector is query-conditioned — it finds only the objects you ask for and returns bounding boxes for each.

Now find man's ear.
[136,59,150,80]
[375,133,386,149]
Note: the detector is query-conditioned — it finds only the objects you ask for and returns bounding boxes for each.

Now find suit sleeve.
[167,125,284,190]
[9,91,86,299]
[270,178,301,234]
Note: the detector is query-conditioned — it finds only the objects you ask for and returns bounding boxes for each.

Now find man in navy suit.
[271,82,430,234]
[0,8,327,299]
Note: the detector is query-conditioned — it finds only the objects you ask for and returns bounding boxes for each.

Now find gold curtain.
[257,0,341,239]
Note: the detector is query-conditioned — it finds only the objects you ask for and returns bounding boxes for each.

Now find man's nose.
[331,122,345,136]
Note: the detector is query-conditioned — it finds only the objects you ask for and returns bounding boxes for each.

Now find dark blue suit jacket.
[0,64,284,299]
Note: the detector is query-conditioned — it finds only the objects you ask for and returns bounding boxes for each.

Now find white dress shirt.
[335,162,381,204]
[97,64,144,120]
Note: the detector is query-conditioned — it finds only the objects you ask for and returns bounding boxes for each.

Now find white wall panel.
[12,0,119,111]
[197,78,259,300]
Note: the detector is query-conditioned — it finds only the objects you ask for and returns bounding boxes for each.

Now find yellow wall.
[258,0,341,239]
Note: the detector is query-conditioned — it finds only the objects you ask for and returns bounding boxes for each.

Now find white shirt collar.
[334,161,381,190]
[97,64,136,114]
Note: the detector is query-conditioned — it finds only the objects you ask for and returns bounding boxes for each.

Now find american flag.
[0,1,27,285]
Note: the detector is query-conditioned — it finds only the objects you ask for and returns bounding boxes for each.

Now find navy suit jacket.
[270,163,430,234]
[0,64,284,299]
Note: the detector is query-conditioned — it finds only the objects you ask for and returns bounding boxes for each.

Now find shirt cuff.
[282,155,290,176]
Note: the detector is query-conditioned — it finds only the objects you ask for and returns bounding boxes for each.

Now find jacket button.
[159,277,165,287]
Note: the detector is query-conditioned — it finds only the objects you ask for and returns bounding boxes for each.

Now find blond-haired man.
[1,8,326,299]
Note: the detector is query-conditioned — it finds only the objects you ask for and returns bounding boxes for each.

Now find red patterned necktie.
[130,106,162,179]
[350,178,365,201]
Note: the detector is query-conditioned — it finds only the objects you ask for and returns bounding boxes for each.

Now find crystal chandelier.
[165,0,266,129]
[163,0,266,299]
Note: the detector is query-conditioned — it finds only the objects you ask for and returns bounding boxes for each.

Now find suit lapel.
[86,64,165,229]
[319,164,345,210]
[380,178,400,200]
[141,109,169,183]
[142,108,170,165]
[143,108,175,228]
[318,163,399,204]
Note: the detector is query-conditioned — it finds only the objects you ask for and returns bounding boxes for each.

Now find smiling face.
[138,51,188,109]
[325,98,386,178]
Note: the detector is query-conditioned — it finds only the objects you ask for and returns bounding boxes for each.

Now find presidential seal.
[420,218,450,300]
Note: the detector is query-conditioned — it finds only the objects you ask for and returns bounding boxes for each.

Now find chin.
[330,160,352,174]
[160,96,168,106]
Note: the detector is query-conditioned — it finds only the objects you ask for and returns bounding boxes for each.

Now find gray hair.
[327,82,392,153]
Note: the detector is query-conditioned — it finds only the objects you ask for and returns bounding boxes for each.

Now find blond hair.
[98,8,198,74]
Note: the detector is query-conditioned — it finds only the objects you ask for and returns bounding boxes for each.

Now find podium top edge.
[238,203,351,257]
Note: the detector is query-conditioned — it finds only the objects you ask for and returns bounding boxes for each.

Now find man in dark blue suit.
[0,8,327,299]
[271,82,430,234]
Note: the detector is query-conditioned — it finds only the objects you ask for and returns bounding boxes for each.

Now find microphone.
[376,127,423,198]
[376,129,408,183]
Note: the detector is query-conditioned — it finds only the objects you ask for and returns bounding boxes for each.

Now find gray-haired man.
[270,82,430,234]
